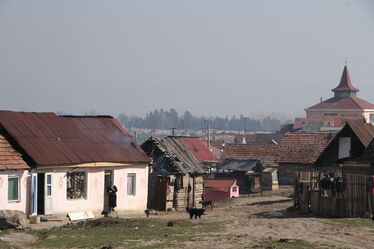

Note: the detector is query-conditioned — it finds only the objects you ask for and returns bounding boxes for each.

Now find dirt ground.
[2,187,374,248]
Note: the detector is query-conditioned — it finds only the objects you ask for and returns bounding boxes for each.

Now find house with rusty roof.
[203,179,239,203]
[0,110,149,217]
[277,133,334,185]
[141,137,208,211]
[0,131,30,214]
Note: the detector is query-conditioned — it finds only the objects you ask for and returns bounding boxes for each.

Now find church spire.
[332,65,359,97]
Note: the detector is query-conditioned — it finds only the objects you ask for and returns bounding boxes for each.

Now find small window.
[66,171,86,199]
[370,114,374,124]
[127,173,136,196]
[232,187,237,192]
[8,176,20,202]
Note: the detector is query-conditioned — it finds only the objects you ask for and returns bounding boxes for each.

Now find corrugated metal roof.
[0,132,29,170]
[0,111,149,166]
[204,179,236,192]
[178,137,218,163]
[142,137,206,175]
[219,159,261,172]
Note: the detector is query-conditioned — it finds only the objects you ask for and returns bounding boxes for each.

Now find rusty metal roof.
[0,111,149,166]
[0,132,29,170]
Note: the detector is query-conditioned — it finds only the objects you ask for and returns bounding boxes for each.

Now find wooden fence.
[295,171,373,218]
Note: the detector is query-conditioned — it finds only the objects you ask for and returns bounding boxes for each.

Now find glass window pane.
[127,173,136,196]
[47,175,51,184]
[47,186,52,196]
[8,177,19,201]
[66,171,86,199]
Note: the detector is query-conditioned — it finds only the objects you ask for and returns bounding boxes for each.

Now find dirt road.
[2,188,374,248]
[156,189,374,249]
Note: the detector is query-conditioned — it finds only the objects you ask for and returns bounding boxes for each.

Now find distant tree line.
[117,108,282,132]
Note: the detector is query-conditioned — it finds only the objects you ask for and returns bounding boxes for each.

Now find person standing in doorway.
[107,181,118,211]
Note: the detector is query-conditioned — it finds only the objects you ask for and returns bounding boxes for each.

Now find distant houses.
[0,111,149,217]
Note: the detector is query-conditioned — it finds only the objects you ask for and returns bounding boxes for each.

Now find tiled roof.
[306,96,374,110]
[204,179,237,192]
[0,111,149,166]
[223,144,280,167]
[0,133,29,170]
[278,133,334,164]
[178,137,218,163]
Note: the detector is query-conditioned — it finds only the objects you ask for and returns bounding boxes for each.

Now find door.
[44,173,53,215]
[103,170,113,212]
[30,173,38,216]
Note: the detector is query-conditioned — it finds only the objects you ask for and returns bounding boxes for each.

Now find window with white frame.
[66,171,86,199]
[8,176,20,202]
[127,173,136,196]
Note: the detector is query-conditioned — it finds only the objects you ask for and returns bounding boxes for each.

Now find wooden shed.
[142,137,206,211]
[216,159,263,194]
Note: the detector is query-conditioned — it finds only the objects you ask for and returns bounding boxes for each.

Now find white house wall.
[48,165,148,216]
[0,170,29,214]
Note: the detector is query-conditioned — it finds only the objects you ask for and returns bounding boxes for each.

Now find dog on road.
[186,207,205,219]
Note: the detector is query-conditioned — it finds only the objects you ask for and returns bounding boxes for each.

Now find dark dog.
[186,207,205,219]
[200,200,214,210]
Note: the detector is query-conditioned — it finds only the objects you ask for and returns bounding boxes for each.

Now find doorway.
[37,173,45,215]
[103,170,113,212]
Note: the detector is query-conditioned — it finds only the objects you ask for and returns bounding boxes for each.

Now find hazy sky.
[0,0,373,119]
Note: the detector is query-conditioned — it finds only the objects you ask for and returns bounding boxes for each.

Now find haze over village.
[1,1,374,249]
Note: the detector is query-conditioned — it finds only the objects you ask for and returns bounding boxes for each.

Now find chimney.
[320,97,323,103]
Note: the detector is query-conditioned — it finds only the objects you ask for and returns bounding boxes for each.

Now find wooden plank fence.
[295,171,373,218]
